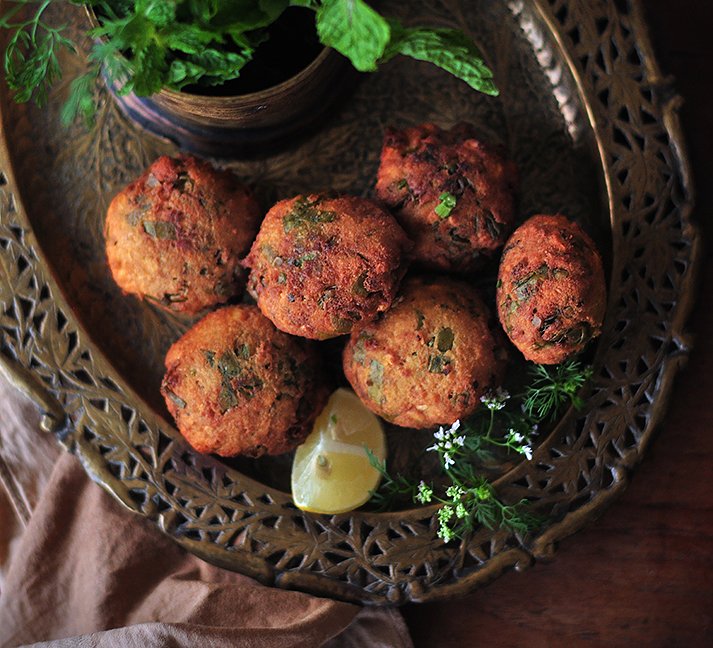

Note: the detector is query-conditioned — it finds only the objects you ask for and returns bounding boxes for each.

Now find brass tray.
[0,0,698,604]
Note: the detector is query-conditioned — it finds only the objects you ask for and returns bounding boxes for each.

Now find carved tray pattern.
[0,0,698,603]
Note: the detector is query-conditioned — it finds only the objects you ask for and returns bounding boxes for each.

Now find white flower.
[510,430,525,443]
[480,388,510,410]
[522,445,533,460]
[427,420,465,462]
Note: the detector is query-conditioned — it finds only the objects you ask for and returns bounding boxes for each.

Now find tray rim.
[0,0,700,604]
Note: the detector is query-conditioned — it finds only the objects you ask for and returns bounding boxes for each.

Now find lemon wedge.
[291,388,385,514]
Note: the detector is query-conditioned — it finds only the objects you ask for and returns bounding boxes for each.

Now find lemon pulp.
[291,388,385,514]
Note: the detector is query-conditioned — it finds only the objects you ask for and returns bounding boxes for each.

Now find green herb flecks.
[317,286,336,309]
[283,196,337,233]
[216,345,262,412]
[436,327,454,352]
[352,334,369,366]
[435,192,457,219]
[143,220,177,240]
[165,389,186,409]
[367,359,384,404]
[427,353,451,374]
[352,271,369,297]
[290,251,318,267]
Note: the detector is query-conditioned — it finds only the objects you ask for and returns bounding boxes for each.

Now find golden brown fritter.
[343,276,507,429]
[375,123,517,273]
[161,305,327,457]
[496,214,606,364]
[105,155,261,314]
[244,194,411,340]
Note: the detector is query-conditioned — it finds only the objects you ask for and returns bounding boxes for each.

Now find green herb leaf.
[142,220,176,240]
[163,24,218,55]
[316,0,391,72]
[131,42,169,96]
[140,0,177,28]
[60,71,97,127]
[522,360,593,421]
[384,22,498,96]
[435,192,457,219]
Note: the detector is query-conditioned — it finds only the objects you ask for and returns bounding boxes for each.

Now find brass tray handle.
[0,337,70,438]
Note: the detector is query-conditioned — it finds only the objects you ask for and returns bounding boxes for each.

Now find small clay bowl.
[85,9,349,159]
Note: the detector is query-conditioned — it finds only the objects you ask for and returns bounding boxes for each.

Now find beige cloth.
[0,375,412,648]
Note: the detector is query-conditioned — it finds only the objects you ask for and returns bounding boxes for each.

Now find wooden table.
[403,3,713,645]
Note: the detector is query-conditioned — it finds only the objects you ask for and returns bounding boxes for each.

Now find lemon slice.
[291,388,386,514]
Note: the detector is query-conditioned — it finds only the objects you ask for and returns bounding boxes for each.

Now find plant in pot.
[0,0,498,157]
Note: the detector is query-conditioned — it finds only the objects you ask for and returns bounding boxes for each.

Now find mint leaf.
[384,23,498,96]
[435,192,457,219]
[138,0,177,28]
[214,0,289,32]
[316,0,390,72]
[186,0,220,22]
[163,24,219,55]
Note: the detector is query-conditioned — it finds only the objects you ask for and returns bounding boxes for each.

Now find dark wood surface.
[403,2,713,645]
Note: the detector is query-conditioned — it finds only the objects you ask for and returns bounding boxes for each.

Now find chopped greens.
[142,220,176,240]
[282,196,336,233]
[435,192,457,219]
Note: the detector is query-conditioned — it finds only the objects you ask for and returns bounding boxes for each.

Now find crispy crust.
[105,155,261,314]
[343,276,507,429]
[496,214,607,364]
[376,123,517,272]
[161,305,327,457]
[244,194,411,340]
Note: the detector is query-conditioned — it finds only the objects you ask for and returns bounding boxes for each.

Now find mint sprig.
[2,0,499,125]
[315,0,498,95]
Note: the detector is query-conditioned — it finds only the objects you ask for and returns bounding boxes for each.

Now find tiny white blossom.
[427,420,465,461]
[522,445,533,460]
[480,387,510,410]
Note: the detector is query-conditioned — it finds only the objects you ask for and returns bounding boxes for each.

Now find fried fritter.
[343,276,507,428]
[105,155,261,314]
[376,123,517,272]
[496,214,606,364]
[161,305,327,457]
[244,194,411,340]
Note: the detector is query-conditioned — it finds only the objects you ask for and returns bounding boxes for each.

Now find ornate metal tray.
[0,0,698,604]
